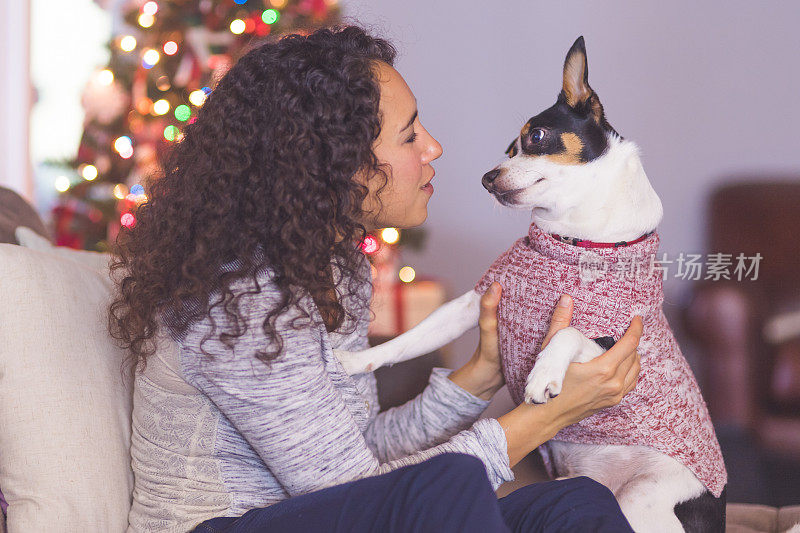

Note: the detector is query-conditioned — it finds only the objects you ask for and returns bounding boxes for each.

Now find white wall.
[343,0,800,413]
[0,0,111,209]
[30,0,110,164]
[28,0,111,213]
[0,0,32,200]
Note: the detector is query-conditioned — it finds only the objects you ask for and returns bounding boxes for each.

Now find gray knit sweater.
[126,260,514,532]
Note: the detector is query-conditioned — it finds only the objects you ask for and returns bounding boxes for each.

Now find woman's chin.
[407,207,428,228]
[368,204,429,230]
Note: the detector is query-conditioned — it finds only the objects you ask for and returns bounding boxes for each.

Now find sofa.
[0,186,799,531]
[684,181,800,458]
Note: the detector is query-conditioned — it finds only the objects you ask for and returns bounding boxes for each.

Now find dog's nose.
[482,169,501,190]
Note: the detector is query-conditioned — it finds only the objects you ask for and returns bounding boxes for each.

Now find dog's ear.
[561,36,607,125]
[562,36,592,109]
[505,137,518,157]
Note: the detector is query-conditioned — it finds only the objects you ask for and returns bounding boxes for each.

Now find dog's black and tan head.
[482,36,662,242]
[508,36,619,164]
[482,37,623,204]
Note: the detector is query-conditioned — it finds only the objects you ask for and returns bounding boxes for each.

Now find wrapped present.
[362,227,442,337]
[369,278,447,338]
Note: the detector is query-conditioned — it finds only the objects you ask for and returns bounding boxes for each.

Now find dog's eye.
[531,129,546,143]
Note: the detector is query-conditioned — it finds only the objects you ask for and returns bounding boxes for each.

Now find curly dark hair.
[109,26,396,370]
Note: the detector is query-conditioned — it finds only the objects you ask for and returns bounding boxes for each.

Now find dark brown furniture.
[0,186,50,244]
[684,180,800,458]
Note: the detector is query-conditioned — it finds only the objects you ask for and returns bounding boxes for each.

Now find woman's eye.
[406,132,417,144]
[531,129,545,143]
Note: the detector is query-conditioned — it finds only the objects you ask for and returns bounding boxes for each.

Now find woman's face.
[360,62,443,230]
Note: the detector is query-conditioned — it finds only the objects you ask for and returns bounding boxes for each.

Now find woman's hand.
[494,293,641,468]
[474,282,503,372]
[447,283,506,401]
[548,313,643,429]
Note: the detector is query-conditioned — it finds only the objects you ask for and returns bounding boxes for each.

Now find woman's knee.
[398,454,503,532]
[408,453,493,498]
[426,452,484,471]
[499,477,630,532]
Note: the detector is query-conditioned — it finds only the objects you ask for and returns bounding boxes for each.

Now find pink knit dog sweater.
[475,223,727,497]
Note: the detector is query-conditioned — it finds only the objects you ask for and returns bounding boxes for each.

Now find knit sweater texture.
[475,223,727,497]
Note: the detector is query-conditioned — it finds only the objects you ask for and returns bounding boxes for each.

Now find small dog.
[336,37,727,532]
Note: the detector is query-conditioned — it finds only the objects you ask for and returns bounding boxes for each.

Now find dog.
[335,37,727,532]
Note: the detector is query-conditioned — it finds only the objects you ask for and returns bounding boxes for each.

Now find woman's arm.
[362,366,496,463]
[362,286,504,462]
[180,281,516,494]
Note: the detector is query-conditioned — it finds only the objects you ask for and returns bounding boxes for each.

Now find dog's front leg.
[335,290,482,375]
[524,327,605,404]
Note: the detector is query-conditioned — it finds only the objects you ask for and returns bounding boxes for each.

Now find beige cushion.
[15,226,111,274]
[0,244,133,532]
[779,506,800,533]
[726,503,778,532]
[726,503,800,533]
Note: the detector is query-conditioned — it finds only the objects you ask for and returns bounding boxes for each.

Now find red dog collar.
[549,231,654,249]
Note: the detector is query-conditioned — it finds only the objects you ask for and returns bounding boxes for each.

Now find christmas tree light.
[120,35,137,52]
[138,13,155,28]
[142,2,158,15]
[54,176,71,192]
[381,227,400,244]
[398,266,416,283]
[81,164,98,181]
[361,235,379,254]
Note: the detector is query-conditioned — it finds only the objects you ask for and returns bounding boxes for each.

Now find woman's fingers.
[592,316,643,372]
[621,351,641,394]
[477,283,501,351]
[540,294,574,350]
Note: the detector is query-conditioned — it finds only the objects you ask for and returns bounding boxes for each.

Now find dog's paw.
[333,349,376,375]
[524,359,566,404]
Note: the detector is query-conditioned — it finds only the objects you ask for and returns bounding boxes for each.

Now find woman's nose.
[423,132,443,163]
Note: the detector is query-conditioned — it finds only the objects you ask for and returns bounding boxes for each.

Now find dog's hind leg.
[335,290,481,375]
[617,495,684,533]
[614,455,708,533]
[673,486,726,533]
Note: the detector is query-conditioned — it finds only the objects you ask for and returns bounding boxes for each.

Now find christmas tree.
[54,0,341,251]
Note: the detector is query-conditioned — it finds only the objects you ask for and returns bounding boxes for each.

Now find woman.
[111,26,641,532]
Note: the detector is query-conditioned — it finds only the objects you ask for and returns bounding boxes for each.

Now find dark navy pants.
[191,452,633,533]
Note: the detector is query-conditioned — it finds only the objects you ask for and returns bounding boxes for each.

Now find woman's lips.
[420,171,435,194]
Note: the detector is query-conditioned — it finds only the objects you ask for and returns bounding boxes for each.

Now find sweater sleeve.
[179,279,515,495]
[363,367,496,462]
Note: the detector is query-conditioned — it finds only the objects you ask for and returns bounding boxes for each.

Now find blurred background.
[1,0,798,507]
